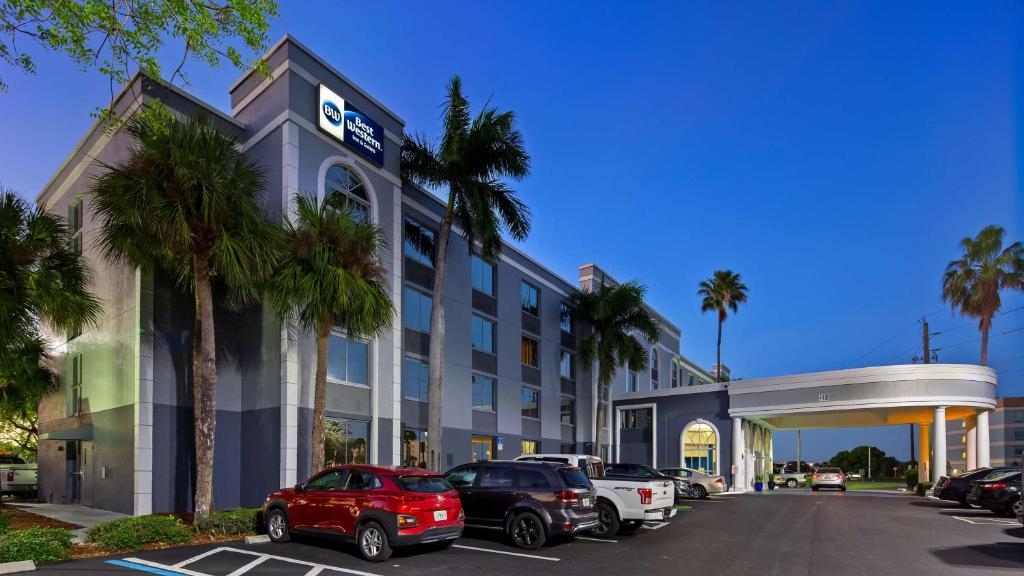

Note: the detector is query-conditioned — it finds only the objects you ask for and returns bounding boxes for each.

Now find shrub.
[193,509,260,536]
[915,481,933,496]
[0,527,73,562]
[87,515,191,551]
[904,468,918,489]
[0,513,9,534]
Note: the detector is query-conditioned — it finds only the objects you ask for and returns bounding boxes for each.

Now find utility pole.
[922,318,930,364]
[796,430,802,473]
[867,445,872,480]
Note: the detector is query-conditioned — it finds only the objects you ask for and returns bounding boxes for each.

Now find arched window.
[325,164,370,221]
[681,420,719,474]
[650,348,660,385]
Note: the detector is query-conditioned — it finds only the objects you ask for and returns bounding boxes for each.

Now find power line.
[848,308,945,367]
[931,324,1024,353]
[930,306,1024,337]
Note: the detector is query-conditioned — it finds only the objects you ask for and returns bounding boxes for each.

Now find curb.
[0,560,35,574]
[244,535,270,545]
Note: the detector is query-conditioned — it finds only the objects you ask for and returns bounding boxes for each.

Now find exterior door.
[475,466,518,528]
[335,469,379,535]
[66,441,81,504]
[289,469,347,530]
[79,441,94,507]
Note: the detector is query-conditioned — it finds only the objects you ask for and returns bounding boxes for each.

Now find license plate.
[581,498,591,507]
[433,510,448,521]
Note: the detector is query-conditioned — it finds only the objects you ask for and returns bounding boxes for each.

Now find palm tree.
[91,108,278,518]
[698,270,749,382]
[401,76,531,470]
[941,225,1023,365]
[570,280,659,454]
[267,195,393,475]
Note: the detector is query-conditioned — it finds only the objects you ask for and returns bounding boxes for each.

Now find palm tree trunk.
[311,317,331,475]
[426,214,453,471]
[980,315,991,366]
[192,255,217,520]
[715,316,723,382]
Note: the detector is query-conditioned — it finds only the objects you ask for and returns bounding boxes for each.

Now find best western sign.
[318,84,384,166]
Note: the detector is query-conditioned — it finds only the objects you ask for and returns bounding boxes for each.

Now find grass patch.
[674,505,694,510]
[845,481,905,491]
[192,509,260,536]
[87,515,191,551]
[0,527,73,562]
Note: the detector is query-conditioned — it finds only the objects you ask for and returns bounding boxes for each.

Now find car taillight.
[5,471,12,482]
[638,488,653,505]
[982,482,1007,491]
[714,477,725,484]
[458,508,465,521]
[813,473,820,480]
[397,514,418,528]
[555,490,580,505]
[837,473,845,481]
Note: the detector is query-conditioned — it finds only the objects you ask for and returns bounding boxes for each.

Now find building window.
[325,418,368,465]
[682,420,718,474]
[560,396,575,425]
[471,255,494,296]
[559,350,575,380]
[69,354,82,416]
[472,375,496,411]
[521,335,539,367]
[521,387,540,419]
[402,429,427,467]
[1014,429,1024,441]
[671,363,680,388]
[402,356,429,402]
[560,443,576,454]
[520,281,539,316]
[325,164,370,222]
[68,198,83,255]
[597,402,608,430]
[521,440,538,456]
[688,373,695,387]
[404,218,436,267]
[650,348,660,385]
[1010,410,1024,424]
[620,408,652,430]
[403,286,432,333]
[559,301,574,334]
[327,333,368,386]
[471,436,494,462]
[472,315,495,354]
[627,370,638,393]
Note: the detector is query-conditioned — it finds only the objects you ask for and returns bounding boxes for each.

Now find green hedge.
[0,513,9,534]
[87,515,191,551]
[0,527,73,562]
[904,468,919,489]
[915,481,933,496]
[192,509,260,536]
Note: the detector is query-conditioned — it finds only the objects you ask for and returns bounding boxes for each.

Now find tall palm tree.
[570,280,659,454]
[401,76,531,470]
[941,225,1023,365]
[267,195,393,475]
[698,270,749,382]
[91,108,278,518]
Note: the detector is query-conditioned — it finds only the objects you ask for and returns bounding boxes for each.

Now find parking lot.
[32,491,1024,576]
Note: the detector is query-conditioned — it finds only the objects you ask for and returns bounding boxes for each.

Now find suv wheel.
[591,501,620,538]
[691,484,707,499]
[786,479,798,488]
[509,512,546,550]
[266,509,290,543]
[358,521,392,562]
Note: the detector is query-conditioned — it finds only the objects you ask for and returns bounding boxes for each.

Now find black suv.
[444,461,599,549]
[605,463,695,500]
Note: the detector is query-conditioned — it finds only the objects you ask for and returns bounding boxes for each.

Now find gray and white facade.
[34,36,689,515]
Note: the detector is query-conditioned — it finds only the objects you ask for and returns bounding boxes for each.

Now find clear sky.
[1,1,1021,461]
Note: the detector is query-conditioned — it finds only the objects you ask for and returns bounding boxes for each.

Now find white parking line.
[641,522,669,530]
[951,515,1019,525]
[452,544,560,561]
[124,547,384,576]
[225,555,270,576]
[575,536,617,543]
[121,557,212,576]
[173,547,225,568]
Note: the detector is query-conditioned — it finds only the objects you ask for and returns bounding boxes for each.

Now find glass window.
[345,470,381,490]
[627,370,638,392]
[68,198,83,256]
[305,470,345,491]
[559,468,592,489]
[480,466,516,487]
[521,387,540,419]
[69,354,82,417]
[559,302,574,334]
[651,348,660,384]
[472,315,495,353]
[325,418,369,465]
[327,334,368,386]
[671,364,680,387]
[471,436,494,462]
[1011,411,1024,424]
[521,440,538,456]
[517,467,550,488]
[397,476,453,493]
[446,466,479,487]
[1014,429,1024,441]
[472,375,495,411]
[597,402,608,430]
[520,282,539,316]
[325,164,369,222]
[560,443,576,455]
[620,408,652,430]
[521,335,539,367]
[401,429,427,468]
[404,218,436,267]
[560,350,575,380]
[402,356,429,402]
[682,422,718,473]
[560,396,575,425]
[403,287,432,333]
[471,255,494,296]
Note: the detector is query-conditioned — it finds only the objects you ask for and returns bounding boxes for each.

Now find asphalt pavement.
[28,491,1024,576]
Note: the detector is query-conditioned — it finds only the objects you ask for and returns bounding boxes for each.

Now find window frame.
[403,286,432,334]
[472,374,496,412]
[325,164,370,222]
[559,301,575,335]
[560,396,576,426]
[471,255,495,297]
[326,331,370,388]
[521,386,540,420]
[402,355,430,402]
[651,348,660,385]
[559,349,576,380]
[520,281,540,316]
[627,370,638,393]
[471,314,496,354]
[521,335,540,368]
[403,218,437,268]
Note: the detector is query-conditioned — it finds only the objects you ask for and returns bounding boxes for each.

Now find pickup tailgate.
[592,478,676,522]
[1,464,38,493]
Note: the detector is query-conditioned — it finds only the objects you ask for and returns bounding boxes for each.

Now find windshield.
[984,470,1021,482]
[559,468,593,489]
[817,468,841,474]
[397,476,454,493]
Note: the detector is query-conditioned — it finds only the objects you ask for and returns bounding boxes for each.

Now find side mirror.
[294,483,305,492]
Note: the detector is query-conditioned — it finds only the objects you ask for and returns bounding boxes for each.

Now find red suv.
[262,465,463,561]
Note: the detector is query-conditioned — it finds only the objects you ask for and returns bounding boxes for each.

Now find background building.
[946,396,1024,473]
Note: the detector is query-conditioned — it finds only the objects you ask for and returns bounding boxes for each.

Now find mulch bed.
[0,505,81,530]
[70,532,253,560]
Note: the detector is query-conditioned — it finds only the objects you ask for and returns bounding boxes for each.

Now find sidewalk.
[8,502,129,542]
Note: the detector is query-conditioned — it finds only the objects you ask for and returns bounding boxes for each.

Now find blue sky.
[1,1,1021,461]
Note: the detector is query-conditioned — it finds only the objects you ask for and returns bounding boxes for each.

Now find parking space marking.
[452,544,560,561]
[950,515,1019,525]
[225,555,271,576]
[107,559,206,576]
[574,536,617,543]
[117,558,211,576]
[116,548,384,576]
[641,522,669,530]
[173,547,228,567]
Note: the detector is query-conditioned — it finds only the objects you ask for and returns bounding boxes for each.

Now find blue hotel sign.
[318,84,384,166]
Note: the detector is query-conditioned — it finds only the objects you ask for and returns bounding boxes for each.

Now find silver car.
[659,467,728,498]
[811,467,847,491]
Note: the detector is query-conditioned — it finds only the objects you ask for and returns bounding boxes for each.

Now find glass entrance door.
[682,422,717,473]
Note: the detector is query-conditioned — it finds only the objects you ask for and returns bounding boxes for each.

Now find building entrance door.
[66,441,81,504]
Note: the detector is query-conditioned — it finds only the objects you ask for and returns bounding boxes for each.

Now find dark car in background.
[934,467,1016,506]
[604,463,697,500]
[444,461,598,549]
[262,465,463,562]
[965,470,1023,517]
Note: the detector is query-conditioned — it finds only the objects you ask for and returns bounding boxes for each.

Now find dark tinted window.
[305,470,345,491]
[398,476,453,493]
[558,468,592,489]
[517,469,551,488]
[480,467,516,487]
[345,470,381,490]
[0,456,26,465]
[817,468,841,474]
[446,466,479,488]
[985,470,1021,482]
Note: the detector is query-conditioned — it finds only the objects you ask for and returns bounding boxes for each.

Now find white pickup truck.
[0,454,38,499]
[515,454,676,538]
